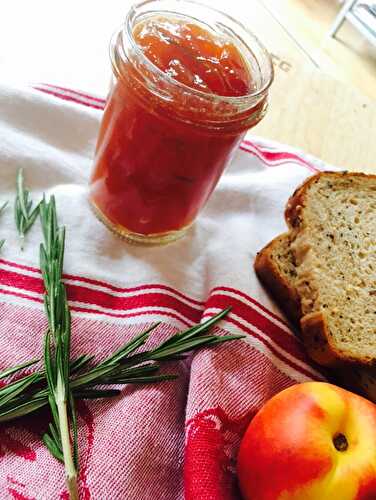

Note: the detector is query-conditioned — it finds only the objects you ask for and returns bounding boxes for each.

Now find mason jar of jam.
[90,0,273,244]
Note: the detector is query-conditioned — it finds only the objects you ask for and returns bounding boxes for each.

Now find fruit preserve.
[90,0,273,244]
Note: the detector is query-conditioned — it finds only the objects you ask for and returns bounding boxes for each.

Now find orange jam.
[90,9,272,243]
[133,18,252,97]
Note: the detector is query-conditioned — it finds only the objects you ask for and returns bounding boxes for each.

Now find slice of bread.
[254,233,301,326]
[285,172,376,367]
[255,232,376,402]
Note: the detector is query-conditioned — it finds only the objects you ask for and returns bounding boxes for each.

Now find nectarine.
[237,382,376,500]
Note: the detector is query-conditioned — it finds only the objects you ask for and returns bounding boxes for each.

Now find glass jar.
[89,0,273,244]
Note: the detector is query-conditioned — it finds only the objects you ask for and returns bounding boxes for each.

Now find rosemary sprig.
[0,309,240,424]
[39,195,78,500]
[15,168,40,250]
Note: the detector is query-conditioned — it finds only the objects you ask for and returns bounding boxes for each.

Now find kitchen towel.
[0,83,329,500]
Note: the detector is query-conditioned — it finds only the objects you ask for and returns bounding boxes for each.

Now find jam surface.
[133,17,251,97]
[90,15,264,237]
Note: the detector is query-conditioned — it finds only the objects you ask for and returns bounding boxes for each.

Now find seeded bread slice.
[284,172,376,367]
[255,232,376,402]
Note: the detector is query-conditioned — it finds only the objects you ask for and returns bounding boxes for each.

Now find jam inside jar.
[90,0,273,244]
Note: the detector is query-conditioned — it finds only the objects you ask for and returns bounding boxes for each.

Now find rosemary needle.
[0,200,8,215]
[15,168,41,250]
[0,200,8,251]
[0,358,38,381]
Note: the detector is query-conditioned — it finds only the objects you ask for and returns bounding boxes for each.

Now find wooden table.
[245,1,376,173]
[0,0,375,172]
[256,55,376,174]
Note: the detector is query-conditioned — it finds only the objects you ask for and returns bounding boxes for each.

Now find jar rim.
[120,0,274,105]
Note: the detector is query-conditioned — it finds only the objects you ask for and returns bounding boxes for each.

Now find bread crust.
[254,234,301,326]
[285,173,321,229]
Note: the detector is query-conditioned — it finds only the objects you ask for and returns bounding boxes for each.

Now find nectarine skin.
[237,382,376,500]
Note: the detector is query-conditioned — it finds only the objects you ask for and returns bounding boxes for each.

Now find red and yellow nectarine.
[237,382,376,500]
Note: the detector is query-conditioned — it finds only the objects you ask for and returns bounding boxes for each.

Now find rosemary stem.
[56,374,78,500]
